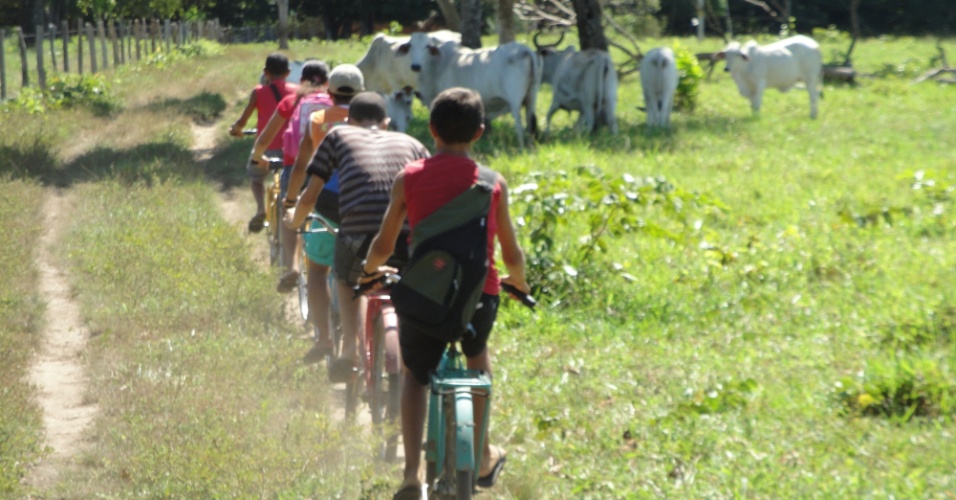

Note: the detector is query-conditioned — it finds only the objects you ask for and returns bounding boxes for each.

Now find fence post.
[97,19,107,69]
[134,19,141,60]
[48,23,57,71]
[61,20,69,72]
[36,24,47,89]
[86,22,97,73]
[0,29,6,100]
[150,19,157,54]
[109,21,119,66]
[16,27,29,87]
[164,19,171,53]
[77,19,84,74]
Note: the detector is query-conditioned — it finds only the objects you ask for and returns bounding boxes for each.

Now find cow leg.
[511,105,525,148]
[808,82,819,119]
[751,81,765,115]
[544,102,561,136]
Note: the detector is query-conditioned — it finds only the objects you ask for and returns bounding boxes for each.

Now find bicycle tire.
[452,391,476,499]
[369,315,387,426]
[297,243,309,322]
[456,470,474,500]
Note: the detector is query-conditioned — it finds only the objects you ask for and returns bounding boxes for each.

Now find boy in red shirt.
[229,53,297,233]
[360,87,530,500]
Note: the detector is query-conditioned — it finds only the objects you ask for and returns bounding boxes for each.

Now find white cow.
[537,45,618,135]
[355,30,461,94]
[408,34,541,148]
[716,35,823,119]
[383,86,415,132]
[639,47,679,128]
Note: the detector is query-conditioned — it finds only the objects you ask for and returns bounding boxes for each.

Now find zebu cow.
[536,41,618,135]
[639,47,679,128]
[383,86,415,132]
[355,30,461,94]
[716,35,823,119]
[406,33,541,148]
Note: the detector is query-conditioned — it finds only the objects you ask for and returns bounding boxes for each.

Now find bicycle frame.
[425,343,492,497]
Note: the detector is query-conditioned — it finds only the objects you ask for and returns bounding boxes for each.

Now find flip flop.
[476,449,506,488]
[392,484,423,500]
[328,357,358,384]
[248,213,266,233]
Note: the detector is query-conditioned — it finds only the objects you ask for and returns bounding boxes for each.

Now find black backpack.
[390,166,499,342]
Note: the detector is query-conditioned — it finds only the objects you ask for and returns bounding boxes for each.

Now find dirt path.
[24,190,98,490]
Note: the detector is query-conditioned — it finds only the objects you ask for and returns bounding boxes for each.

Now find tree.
[277,0,289,49]
[460,0,481,48]
[435,0,461,31]
[498,0,517,43]
[570,0,608,50]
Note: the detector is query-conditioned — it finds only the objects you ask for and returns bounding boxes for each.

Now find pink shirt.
[403,154,502,295]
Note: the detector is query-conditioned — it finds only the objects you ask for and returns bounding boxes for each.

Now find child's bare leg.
[251,179,266,215]
[400,371,428,488]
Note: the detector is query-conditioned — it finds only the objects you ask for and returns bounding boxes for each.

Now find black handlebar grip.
[500,282,536,310]
[352,273,399,299]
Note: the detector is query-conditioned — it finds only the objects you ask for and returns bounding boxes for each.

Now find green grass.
[0,179,46,497]
[1,34,956,498]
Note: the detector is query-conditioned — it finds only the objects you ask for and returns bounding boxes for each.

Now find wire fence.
[0,19,226,101]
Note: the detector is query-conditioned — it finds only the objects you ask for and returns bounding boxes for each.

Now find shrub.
[672,42,704,112]
[1,74,119,116]
[834,353,956,421]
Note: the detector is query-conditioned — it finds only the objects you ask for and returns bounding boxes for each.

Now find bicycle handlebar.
[242,128,257,136]
[352,274,536,310]
[298,214,338,235]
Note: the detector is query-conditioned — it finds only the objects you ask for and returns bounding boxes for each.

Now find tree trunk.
[277,0,289,49]
[849,0,861,39]
[570,0,607,51]
[460,0,482,49]
[435,0,461,32]
[498,0,516,44]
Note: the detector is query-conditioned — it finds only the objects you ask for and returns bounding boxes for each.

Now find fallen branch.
[824,65,856,84]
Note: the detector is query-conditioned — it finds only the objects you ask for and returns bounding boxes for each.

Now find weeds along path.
[25,190,98,489]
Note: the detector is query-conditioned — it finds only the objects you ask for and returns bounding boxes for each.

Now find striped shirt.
[307,125,430,235]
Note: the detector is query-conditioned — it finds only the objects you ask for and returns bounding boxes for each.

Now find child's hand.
[500,276,530,295]
[229,124,243,137]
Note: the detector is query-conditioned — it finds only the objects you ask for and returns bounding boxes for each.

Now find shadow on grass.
[145,91,228,125]
[0,133,253,191]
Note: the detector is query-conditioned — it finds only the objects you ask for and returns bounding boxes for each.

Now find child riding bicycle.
[359,87,530,500]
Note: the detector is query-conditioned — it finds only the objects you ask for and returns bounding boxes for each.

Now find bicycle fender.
[454,389,476,473]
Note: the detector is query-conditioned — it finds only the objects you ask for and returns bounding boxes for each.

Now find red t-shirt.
[254,79,297,150]
[403,154,502,295]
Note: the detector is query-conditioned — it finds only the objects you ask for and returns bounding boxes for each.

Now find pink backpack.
[282,92,334,161]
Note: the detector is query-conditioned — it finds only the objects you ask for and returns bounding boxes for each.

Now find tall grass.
[0,179,45,497]
[1,34,955,497]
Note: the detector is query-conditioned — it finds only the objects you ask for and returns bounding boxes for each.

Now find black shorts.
[399,293,500,386]
[333,232,409,285]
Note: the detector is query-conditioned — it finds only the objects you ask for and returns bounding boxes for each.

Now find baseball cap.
[328,64,365,97]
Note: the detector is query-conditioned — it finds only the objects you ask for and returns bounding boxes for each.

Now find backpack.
[390,166,499,342]
[282,92,333,163]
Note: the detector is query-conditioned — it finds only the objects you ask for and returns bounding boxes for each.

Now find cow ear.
[740,53,750,62]
[427,45,440,56]
[397,43,410,55]
[413,90,423,100]
[714,51,726,60]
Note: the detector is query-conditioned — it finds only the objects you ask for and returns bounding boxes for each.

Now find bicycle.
[356,277,535,497]
[243,129,286,268]
[348,272,405,461]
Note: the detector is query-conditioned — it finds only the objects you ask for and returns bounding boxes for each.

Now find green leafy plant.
[672,378,758,417]
[2,74,119,116]
[511,165,726,303]
[834,354,956,421]
[672,42,704,112]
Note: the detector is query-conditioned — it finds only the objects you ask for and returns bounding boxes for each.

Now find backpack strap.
[268,83,282,103]
[410,165,498,247]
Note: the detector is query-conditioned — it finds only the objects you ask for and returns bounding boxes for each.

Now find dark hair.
[348,92,388,123]
[264,53,290,75]
[429,88,484,144]
[300,59,330,85]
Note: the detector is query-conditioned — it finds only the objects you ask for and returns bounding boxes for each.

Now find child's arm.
[286,129,317,206]
[495,175,530,294]
[361,174,408,276]
[229,89,258,137]
[250,107,288,165]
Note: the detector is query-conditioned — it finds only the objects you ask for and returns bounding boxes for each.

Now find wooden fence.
[0,19,223,101]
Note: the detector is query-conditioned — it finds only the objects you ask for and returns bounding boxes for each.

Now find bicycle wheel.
[369,314,387,426]
[266,189,282,267]
[297,242,309,322]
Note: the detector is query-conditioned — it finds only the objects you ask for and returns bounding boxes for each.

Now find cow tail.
[526,50,539,139]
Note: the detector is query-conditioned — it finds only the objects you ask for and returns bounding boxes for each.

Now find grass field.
[1,32,955,498]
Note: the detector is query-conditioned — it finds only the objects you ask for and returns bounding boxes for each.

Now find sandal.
[276,270,300,293]
[248,213,266,233]
[328,357,358,384]
[476,445,507,488]
[392,484,423,500]
[302,341,333,364]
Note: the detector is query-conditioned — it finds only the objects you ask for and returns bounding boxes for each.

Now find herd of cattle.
[342,30,824,145]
